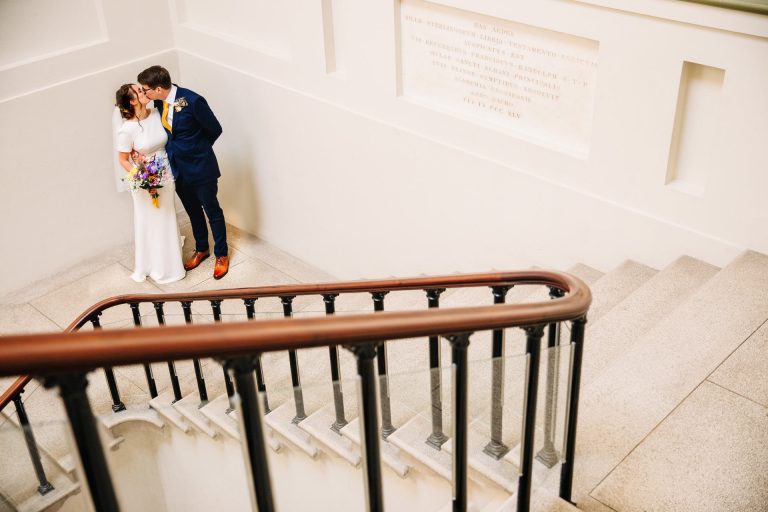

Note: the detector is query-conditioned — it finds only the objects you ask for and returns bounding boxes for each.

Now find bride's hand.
[130,150,144,164]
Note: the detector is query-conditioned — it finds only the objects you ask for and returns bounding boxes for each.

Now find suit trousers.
[176,179,228,257]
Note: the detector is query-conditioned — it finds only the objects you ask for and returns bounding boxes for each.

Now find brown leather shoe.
[213,255,229,280]
[184,251,210,271]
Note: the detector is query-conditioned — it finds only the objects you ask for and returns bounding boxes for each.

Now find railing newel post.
[210,299,236,412]
[483,285,511,459]
[244,298,270,413]
[89,312,126,413]
[370,291,395,439]
[347,343,384,512]
[323,293,348,433]
[181,301,209,405]
[425,288,448,450]
[447,332,472,512]
[13,393,54,496]
[281,295,307,423]
[560,316,588,505]
[130,303,159,399]
[517,324,546,512]
[154,302,183,403]
[225,356,275,512]
[44,373,119,512]
[536,287,565,468]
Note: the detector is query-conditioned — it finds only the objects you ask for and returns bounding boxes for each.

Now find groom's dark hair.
[137,65,172,89]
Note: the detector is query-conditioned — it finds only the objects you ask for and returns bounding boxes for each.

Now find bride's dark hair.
[115,84,137,120]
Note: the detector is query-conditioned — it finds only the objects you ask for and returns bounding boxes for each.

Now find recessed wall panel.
[665,61,724,196]
[322,0,346,75]
[398,0,599,156]
[177,0,291,58]
[0,0,106,69]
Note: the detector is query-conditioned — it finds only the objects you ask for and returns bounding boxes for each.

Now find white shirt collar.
[164,85,178,105]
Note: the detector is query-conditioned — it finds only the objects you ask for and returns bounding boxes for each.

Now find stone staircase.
[1,243,767,512]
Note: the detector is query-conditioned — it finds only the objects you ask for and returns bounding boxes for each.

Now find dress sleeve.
[115,126,134,153]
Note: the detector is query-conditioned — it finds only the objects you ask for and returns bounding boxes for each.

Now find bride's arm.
[115,124,142,172]
[118,152,133,173]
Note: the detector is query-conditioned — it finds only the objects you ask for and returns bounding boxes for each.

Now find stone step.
[264,401,319,458]
[174,391,218,438]
[486,489,582,512]
[298,403,360,466]
[0,416,79,511]
[581,255,719,386]
[149,391,190,434]
[584,259,658,322]
[15,474,80,512]
[200,394,239,440]
[549,251,768,504]
[387,413,453,481]
[339,418,410,477]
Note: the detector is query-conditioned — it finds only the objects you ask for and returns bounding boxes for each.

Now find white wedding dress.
[116,109,185,284]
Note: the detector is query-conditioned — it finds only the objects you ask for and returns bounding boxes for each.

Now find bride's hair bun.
[115,84,136,120]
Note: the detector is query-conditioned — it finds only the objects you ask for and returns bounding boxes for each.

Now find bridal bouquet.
[124,154,169,208]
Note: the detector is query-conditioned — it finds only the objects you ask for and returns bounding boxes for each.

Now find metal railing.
[0,270,591,512]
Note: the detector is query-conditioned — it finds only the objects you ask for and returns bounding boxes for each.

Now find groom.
[137,65,229,279]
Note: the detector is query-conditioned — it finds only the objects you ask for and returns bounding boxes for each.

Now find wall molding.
[0,0,110,71]
[571,0,768,38]
[0,48,176,104]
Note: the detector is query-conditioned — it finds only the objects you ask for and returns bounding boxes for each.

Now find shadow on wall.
[218,147,261,237]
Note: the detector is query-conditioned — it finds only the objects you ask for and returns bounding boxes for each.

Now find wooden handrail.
[63,271,566,330]
[0,270,590,401]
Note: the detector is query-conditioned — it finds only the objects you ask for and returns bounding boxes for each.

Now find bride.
[114,84,185,284]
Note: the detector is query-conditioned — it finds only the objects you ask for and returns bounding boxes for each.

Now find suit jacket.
[156,85,223,185]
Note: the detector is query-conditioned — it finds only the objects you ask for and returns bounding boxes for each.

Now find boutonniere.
[173,97,188,112]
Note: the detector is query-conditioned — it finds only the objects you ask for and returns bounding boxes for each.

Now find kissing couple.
[114,65,228,284]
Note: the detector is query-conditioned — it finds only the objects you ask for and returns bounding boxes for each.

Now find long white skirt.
[131,180,186,284]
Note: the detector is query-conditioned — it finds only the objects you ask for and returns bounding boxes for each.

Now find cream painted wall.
[0,0,178,296]
[102,408,508,512]
[2,0,767,296]
[169,0,768,279]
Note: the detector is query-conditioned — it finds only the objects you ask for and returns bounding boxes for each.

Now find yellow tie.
[161,101,172,133]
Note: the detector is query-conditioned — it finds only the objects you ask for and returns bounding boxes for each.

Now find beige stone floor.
[0,220,337,420]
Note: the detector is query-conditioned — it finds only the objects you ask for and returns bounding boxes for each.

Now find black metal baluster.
[517,325,545,512]
[281,296,306,423]
[90,313,126,413]
[371,291,395,439]
[448,332,472,512]
[154,302,182,402]
[425,288,447,449]
[536,287,565,467]
[211,300,236,413]
[12,394,54,495]
[181,301,208,405]
[484,285,511,459]
[560,317,587,505]
[130,303,158,399]
[349,343,384,512]
[44,374,119,512]
[226,357,275,512]
[244,298,270,414]
[323,294,348,433]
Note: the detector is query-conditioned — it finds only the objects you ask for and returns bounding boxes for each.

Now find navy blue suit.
[157,86,227,257]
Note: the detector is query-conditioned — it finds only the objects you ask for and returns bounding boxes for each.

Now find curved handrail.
[0,270,590,401]
[63,271,573,330]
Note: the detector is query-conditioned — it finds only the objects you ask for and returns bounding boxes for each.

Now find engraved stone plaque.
[399,0,599,156]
